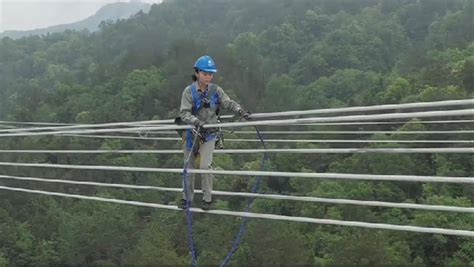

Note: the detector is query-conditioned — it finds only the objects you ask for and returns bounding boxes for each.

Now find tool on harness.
[201,97,211,108]
[190,128,203,156]
[184,126,218,156]
[216,125,225,149]
[174,117,185,136]
[215,117,225,149]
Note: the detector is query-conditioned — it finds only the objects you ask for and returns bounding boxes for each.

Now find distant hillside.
[0,2,152,39]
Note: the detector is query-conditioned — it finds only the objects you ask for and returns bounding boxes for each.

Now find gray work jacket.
[179,82,241,126]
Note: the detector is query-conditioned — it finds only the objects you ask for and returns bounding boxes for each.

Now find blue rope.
[182,133,200,267]
[219,126,268,267]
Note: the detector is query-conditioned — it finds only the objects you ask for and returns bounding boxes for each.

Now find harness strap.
[187,83,220,147]
[190,83,219,114]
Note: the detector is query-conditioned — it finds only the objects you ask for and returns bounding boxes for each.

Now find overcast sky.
[0,0,161,32]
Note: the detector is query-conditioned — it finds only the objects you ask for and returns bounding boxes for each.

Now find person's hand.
[239,109,251,120]
[192,120,205,138]
[193,119,205,128]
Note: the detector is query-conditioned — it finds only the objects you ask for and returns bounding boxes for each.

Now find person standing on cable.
[178,55,250,210]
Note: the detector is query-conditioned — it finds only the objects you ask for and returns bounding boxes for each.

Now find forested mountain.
[0,2,152,39]
[0,0,472,265]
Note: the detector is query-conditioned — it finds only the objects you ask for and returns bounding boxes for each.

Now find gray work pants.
[182,136,216,202]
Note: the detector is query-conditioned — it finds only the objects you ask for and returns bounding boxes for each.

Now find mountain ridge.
[0,2,152,39]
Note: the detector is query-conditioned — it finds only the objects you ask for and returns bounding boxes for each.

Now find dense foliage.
[0,0,472,265]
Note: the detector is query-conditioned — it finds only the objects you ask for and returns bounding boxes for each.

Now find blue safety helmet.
[194,55,217,73]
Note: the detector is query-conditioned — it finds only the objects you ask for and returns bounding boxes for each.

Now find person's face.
[197,71,214,86]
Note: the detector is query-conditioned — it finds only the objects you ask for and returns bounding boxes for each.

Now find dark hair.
[191,67,199,81]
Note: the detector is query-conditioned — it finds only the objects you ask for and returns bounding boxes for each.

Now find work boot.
[201,200,213,211]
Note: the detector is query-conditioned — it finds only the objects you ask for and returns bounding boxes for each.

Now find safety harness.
[183,83,221,153]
